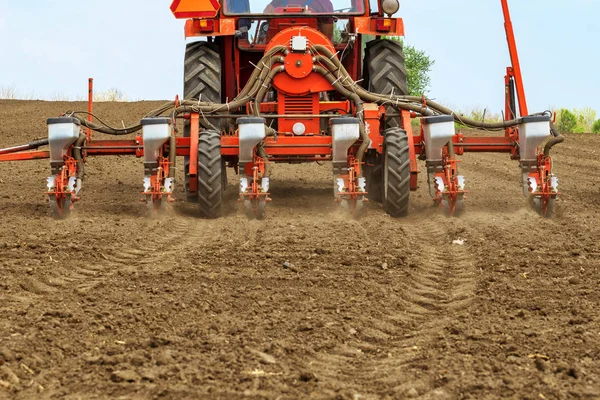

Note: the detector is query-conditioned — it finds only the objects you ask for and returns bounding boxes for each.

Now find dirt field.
[0,100,598,399]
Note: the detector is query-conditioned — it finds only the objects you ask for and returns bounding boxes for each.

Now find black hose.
[311,44,521,130]
[73,133,87,179]
[544,121,564,157]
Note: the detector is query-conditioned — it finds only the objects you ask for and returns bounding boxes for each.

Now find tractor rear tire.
[183,41,222,202]
[383,127,411,218]
[363,39,408,203]
[197,130,225,219]
[364,39,408,129]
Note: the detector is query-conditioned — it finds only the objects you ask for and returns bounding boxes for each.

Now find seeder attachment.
[422,116,467,215]
[238,117,270,219]
[46,117,84,219]
[141,118,175,212]
[331,118,367,216]
[519,115,558,217]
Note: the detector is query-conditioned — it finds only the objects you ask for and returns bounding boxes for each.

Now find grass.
[93,88,128,102]
[0,86,129,102]
[0,85,19,100]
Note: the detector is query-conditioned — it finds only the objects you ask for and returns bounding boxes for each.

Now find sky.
[0,0,598,115]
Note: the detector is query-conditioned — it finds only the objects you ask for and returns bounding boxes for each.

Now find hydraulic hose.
[311,44,522,130]
[253,65,286,117]
[73,133,87,179]
[544,121,564,157]
[313,65,369,167]
[58,41,562,163]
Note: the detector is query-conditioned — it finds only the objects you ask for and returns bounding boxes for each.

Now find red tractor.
[168,0,559,218]
[0,0,561,219]
[172,0,416,218]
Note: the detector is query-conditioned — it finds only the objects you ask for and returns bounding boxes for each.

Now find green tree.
[557,109,577,133]
[362,36,434,96]
[383,37,434,96]
[403,43,435,96]
[592,119,600,133]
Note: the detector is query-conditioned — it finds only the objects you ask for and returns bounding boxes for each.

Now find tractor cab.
[222,0,366,45]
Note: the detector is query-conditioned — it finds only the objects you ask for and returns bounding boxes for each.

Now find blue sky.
[0,0,597,115]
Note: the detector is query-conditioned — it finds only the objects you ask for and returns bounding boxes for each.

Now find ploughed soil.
[0,100,599,400]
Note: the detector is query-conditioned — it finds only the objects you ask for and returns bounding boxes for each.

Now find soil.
[0,100,599,399]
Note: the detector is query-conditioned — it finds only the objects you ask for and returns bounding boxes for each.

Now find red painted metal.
[266,27,335,96]
[189,112,199,172]
[0,150,50,161]
[501,0,528,117]
[402,110,419,190]
[170,0,220,19]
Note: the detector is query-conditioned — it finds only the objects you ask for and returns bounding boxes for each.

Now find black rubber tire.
[363,39,408,129]
[197,130,225,219]
[183,41,222,202]
[383,127,411,217]
[184,41,221,114]
[363,39,408,203]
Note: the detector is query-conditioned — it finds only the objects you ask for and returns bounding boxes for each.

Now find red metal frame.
[501,0,528,117]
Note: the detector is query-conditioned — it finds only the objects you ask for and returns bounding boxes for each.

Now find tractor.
[0,0,562,219]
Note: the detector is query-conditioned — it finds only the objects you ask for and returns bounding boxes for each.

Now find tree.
[360,34,435,95]
[384,37,435,96]
[557,109,577,133]
[403,43,435,96]
[592,119,600,134]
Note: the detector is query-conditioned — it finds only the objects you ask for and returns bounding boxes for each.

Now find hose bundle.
[61,42,562,166]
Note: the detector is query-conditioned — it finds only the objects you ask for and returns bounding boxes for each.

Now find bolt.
[296,60,302,67]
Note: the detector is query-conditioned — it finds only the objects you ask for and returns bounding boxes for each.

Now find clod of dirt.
[314,248,328,255]
[380,262,389,270]
[568,276,581,285]
[0,365,20,385]
[155,350,174,366]
[111,370,141,383]
[0,348,16,363]
[140,368,159,382]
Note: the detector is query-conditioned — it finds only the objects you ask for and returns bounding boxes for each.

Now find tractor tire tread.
[384,128,410,217]
[183,41,222,202]
[197,130,224,219]
[364,39,408,129]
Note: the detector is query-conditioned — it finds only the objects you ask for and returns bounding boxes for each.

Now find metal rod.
[87,78,93,139]
[0,139,49,155]
[179,114,358,119]
[501,0,528,116]
[454,143,514,147]
[83,146,141,150]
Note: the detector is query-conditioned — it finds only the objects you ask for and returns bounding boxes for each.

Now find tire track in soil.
[307,217,477,397]
[13,213,198,300]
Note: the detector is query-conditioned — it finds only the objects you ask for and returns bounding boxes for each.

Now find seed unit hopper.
[0,0,563,219]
